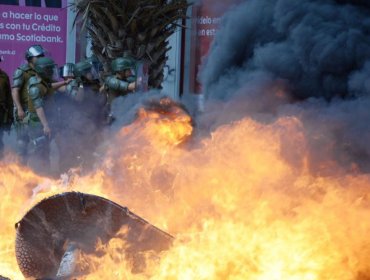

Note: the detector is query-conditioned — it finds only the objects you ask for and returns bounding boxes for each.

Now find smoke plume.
[201,0,370,100]
[197,0,370,173]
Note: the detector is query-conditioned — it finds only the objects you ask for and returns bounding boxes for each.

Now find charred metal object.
[141,96,189,115]
[15,192,173,279]
[140,97,194,126]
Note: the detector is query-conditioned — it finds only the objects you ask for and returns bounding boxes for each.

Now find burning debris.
[15,192,173,279]
[135,96,194,146]
[3,0,370,279]
[2,106,370,279]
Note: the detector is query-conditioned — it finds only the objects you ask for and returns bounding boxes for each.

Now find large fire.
[1,100,370,279]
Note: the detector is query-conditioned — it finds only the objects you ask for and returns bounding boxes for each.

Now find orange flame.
[133,98,193,147]
[1,107,370,279]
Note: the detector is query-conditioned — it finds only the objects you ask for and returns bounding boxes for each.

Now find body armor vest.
[19,65,37,108]
[104,75,130,105]
[28,78,54,114]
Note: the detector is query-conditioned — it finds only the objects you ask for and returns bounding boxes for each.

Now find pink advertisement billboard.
[0,0,68,78]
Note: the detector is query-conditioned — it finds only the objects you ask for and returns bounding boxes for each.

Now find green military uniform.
[13,64,36,111]
[54,60,106,173]
[103,57,136,124]
[104,57,136,98]
[12,64,37,162]
[104,75,131,104]
[0,69,13,158]
[27,76,55,175]
[28,76,54,121]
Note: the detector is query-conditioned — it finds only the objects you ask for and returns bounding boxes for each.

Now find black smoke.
[196,0,370,173]
[335,0,370,8]
[200,0,370,101]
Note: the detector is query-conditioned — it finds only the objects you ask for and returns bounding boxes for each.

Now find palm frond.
[72,0,190,89]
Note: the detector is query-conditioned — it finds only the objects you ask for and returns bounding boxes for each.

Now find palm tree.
[73,0,190,89]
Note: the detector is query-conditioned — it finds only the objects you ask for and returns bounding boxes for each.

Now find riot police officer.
[104,57,136,99]
[55,60,106,173]
[12,45,70,164]
[27,57,58,175]
[12,45,45,163]
[103,57,137,124]
[54,62,82,174]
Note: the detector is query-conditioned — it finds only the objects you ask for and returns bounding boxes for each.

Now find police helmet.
[25,45,45,61]
[74,60,99,80]
[34,57,58,82]
[62,63,75,78]
[111,57,134,73]
[87,55,103,73]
